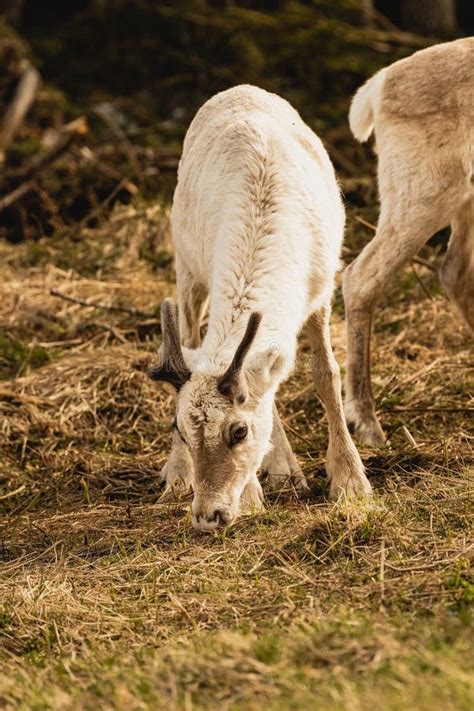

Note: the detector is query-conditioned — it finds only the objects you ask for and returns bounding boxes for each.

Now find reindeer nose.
[192,508,231,532]
[208,509,223,525]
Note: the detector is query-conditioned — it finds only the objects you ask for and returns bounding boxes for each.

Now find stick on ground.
[0,117,88,212]
[0,59,40,164]
[50,288,156,319]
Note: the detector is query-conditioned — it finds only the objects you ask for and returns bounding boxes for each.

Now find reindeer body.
[345,39,474,445]
[172,85,342,370]
[152,85,370,531]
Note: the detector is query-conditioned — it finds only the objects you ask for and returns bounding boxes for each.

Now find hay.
[0,199,472,707]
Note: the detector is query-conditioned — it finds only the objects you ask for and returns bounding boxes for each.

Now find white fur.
[166,85,370,530]
[173,85,343,372]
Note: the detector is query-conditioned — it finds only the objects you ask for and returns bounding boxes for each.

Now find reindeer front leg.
[260,404,308,493]
[307,306,371,499]
[160,428,194,492]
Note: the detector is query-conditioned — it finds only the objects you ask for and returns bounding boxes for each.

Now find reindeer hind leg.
[439,197,474,331]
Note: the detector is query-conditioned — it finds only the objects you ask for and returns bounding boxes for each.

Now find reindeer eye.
[229,423,248,447]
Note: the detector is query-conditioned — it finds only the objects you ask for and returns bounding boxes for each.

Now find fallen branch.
[0,59,40,164]
[78,178,135,228]
[23,117,88,181]
[75,145,138,195]
[0,117,88,212]
[50,288,155,319]
[0,180,33,211]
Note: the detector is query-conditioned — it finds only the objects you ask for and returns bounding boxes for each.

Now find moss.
[21,1,407,134]
[253,631,282,664]
[15,240,51,268]
[0,331,50,379]
[7,135,42,164]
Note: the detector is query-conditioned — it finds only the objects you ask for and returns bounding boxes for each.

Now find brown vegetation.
[0,198,472,708]
[0,2,472,708]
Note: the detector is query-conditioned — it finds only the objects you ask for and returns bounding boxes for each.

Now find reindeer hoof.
[353,419,386,447]
[326,443,372,500]
[241,474,265,513]
[329,472,372,500]
[344,401,386,447]
[260,448,309,494]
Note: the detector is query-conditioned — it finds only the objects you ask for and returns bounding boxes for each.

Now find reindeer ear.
[246,348,285,397]
[148,298,191,391]
[218,312,262,403]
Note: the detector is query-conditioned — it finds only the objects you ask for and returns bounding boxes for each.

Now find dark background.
[0,0,471,241]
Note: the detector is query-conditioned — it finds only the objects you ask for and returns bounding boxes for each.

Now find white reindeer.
[150,85,371,532]
[344,38,474,446]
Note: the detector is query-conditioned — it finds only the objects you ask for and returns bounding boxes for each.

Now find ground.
[0,195,472,710]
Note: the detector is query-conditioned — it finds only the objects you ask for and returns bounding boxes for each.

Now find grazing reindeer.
[345,39,474,446]
[150,85,371,532]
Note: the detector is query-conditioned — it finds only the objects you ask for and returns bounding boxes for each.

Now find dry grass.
[0,200,473,710]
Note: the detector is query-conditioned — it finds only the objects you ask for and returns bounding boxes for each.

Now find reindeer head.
[149,298,283,531]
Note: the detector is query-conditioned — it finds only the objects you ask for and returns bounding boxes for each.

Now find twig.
[379,538,385,608]
[168,592,196,626]
[411,263,433,301]
[0,180,34,211]
[0,59,40,163]
[283,409,305,424]
[354,215,377,231]
[285,423,315,447]
[371,8,398,31]
[411,256,437,272]
[22,117,88,180]
[74,145,138,194]
[94,105,142,183]
[401,425,419,448]
[0,485,26,501]
[384,407,474,413]
[97,322,128,344]
[49,288,155,319]
[79,179,132,228]
[0,117,88,212]
[384,549,472,573]
[370,28,430,50]
[155,153,180,170]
